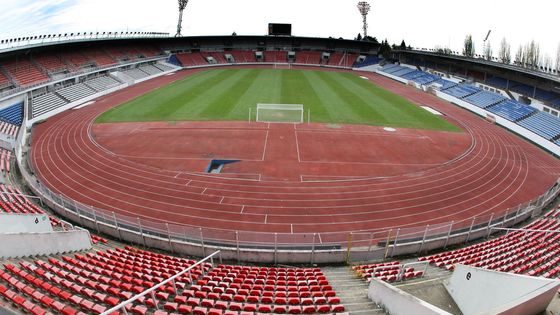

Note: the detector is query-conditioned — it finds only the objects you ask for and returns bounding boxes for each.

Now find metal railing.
[16,143,560,258]
[101,251,220,315]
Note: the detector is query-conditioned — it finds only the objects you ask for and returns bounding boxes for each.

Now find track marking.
[240,205,245,214]
[264,214,268,224]
[261,130,269,161]
[220,196,224,204]
[294,130,301,162]
[174,172,181,179]
[201,188,207,194]
[185,180,192,186]
[318,233,323,244]
[291,224,293,234]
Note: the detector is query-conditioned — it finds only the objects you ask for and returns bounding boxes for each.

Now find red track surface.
[31,66,560,245]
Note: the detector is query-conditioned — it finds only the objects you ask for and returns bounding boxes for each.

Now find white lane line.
[294,130,301,162]
[261,130,269,161]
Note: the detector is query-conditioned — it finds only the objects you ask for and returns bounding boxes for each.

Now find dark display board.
[268,23,292,36]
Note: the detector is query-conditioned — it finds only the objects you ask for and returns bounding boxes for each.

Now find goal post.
[256,104,304,124]
[273,63,292,70]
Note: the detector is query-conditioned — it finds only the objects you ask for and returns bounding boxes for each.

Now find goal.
[273,63,292,70]
[256,104,304,123]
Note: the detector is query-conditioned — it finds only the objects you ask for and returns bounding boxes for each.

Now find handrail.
[100,250,220,315]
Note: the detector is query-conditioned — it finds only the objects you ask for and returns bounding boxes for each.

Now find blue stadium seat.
[353,55,381,68]
[391,67,416,77]
[517,111,560,140]
[464,91,506,109]
[441,84,481,99]
[487,100,536,122]
[485,76,509,89]
[432,78,458,90]
[0,102,23,126]
[412,74,440,85]
[400,70,426,80]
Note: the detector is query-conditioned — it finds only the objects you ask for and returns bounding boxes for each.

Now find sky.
[0,0,558,60]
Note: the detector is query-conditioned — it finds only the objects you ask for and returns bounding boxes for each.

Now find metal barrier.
[100,250,220,315]
[17,143,560,263]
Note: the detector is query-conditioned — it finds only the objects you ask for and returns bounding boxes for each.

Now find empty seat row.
[517,111,560,140]
[31,93,68,118]
[487,99,537,122]
[84,76,121,92]
[55,83,97,103]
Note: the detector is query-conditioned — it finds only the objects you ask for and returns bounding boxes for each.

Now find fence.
[17,141,560,264]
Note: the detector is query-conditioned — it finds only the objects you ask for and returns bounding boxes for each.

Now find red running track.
[30,66,560,246]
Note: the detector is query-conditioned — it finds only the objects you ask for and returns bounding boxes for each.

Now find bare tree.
[523,40,540,68]
[556,43,560,74]
[484,42,493,60]
[542,54,553,72]
[515,45,524,65]
[498,38,511,63]
[463,35,475,58]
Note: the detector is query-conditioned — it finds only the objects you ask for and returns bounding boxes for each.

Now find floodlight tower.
[175,0,190,37]
[357,1,371,38]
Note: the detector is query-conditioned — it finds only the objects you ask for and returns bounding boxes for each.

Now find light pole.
[175,0,190,37]
[357,1,371,38]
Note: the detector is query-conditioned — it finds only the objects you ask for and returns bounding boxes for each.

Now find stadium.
[1,1,560,314]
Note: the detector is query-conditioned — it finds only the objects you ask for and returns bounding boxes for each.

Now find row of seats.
[56,84,97,103]
[1,59,49,87]
[0,183,59,226]
[0,102,24,126]
[0,121,19,138]
[175,51,360,68]
[0,245,343,315]
[31,94,68,119]
[352,261,424,283]
[122,68,151,81]
[419,208,560,277]
[487,100,537,122]
[441,84,480,99]
[463,91,506,109]
[84,76,122,92]
[0,45,163,90]
[517,111,560,140]
[0,149,11,174]
[378,63,560,144]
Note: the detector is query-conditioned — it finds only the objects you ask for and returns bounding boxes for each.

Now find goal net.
[256,104,304,123]
[273,63,292,70]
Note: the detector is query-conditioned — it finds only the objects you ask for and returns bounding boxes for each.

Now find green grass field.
[96,68,459,131]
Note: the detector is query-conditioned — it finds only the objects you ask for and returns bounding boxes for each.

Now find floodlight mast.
[175,0,190,37]
[357,1,371,38]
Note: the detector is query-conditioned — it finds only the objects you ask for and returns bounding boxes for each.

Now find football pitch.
[96,68,460,132]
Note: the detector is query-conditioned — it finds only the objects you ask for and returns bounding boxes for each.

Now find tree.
[483,42,493,60]
[514,45,524,65]
[434,46,452,55]
[556,43,560,74]
[356,33,362,41]
[400,40,407,49]
[378,39,392,59]
[463,35,475,58]
[498,38,511,64]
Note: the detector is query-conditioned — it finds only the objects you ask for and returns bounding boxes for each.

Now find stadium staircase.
[321,267,385,314]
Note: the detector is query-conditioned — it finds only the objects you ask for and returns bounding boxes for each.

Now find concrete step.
[322,266,388,315]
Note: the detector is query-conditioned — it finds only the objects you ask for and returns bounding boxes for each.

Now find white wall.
[367,278,452,315]
[0,230,91,258]
[0,213,52,233]
[445,264,560,315]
